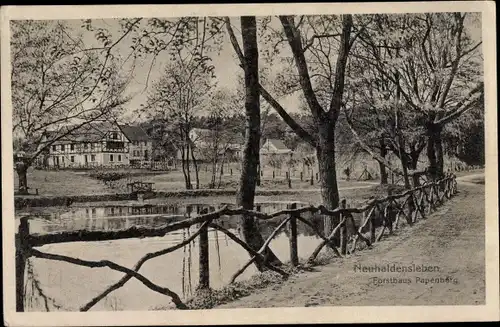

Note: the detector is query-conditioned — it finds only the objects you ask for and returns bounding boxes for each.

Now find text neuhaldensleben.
[353,263,440,273]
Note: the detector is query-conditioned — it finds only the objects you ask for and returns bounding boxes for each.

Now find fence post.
[339,199,348,255]
[300,171,303,181]
[198,222,210,290]
[288,203,299,266]
[16,216,30,312]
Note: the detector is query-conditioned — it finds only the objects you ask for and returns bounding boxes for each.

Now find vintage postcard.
[2,2,498,325]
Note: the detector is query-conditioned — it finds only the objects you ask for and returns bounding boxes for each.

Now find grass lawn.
[139,169,377,191]
[14,167,380,197]
[14,168,111,196]
[16,165,478,199]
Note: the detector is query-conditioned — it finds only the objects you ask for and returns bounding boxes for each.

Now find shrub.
[89,171,128,187]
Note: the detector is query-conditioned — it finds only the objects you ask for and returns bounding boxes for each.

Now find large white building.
[43,122,152,168]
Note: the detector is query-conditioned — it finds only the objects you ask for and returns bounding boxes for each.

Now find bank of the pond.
[14,183,403,210]
[154,252,339,310]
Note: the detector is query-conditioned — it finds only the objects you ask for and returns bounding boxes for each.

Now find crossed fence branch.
[15,174,458,312]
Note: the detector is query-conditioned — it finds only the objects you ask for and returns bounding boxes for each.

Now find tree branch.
[225,16,317,148]
[344,108,403,176]
[328,14,353,118]
[302,33,342,52]
[279,15,325,120]
[436,83,484,125]
[80,220,211,311]
[30,248,188,309]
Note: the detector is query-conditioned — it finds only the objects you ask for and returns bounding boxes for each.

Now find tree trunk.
[379,138,388,185]
[398,139,412,189]
[236,16,281,271]
[16,161,29,195]
[409,151,420,170]
[184,143,193,190]
[190,146,200,189]
[426,122,444,180]
[217,155,226,189]
[316,122,340,239]
[210,157,217,189]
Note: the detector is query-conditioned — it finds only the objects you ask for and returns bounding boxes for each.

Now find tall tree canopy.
[11,20,128,193]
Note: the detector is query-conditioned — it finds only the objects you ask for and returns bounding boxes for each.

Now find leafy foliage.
[11,20,128,158]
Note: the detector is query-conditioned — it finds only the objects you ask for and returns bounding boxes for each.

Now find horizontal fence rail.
[15,174,458,312]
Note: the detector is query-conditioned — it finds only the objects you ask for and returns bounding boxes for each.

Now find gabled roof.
[119,125,150,142]
[262,138,291,152]
[45,121,120,144]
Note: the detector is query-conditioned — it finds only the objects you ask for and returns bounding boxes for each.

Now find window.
[110,154,114,162]
[84,143,88,150]
[111,132,118,139]
[84,155,88,163]
[118,155,122,162]
[107,141,125,151]
[70,156,75,163]
[52,145,56,151]
[91,143,95,150]
[61,156,65,163]
[60,144,65,151]
[91,155,96,161]
[70,144,75,151]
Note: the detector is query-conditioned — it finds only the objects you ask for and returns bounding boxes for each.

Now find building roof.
[119,125,150,142]
[268,139,289,150]
[45,121,121,144]
[261,139,291,153]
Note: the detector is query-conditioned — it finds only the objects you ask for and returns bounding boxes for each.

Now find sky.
[62,13,482,124]
[64,19,229,118]
[65,17,301,123]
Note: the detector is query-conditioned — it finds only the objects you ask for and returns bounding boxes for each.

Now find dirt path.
[216,179,485,308]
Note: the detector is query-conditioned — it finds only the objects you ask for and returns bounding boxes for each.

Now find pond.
[17,201,331,312]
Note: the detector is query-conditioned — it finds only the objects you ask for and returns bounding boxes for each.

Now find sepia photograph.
[1,2,498,325]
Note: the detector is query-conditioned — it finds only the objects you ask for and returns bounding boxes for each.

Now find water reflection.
[20,202,325,236]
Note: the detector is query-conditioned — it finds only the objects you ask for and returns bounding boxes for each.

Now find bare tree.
[194,88,241,188]
[343,56,425,188]
[354,13,483,180]
[11,20,128,194]
[226,15,362,236]
[142,58,215,189]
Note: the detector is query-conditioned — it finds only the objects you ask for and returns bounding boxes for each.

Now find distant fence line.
[32,161,173,171]
[16,174,458,312]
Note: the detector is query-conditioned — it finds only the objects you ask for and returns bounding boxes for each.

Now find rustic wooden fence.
[15,174,458,312]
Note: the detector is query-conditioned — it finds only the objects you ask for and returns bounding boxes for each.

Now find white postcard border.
[2,2,498,325]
